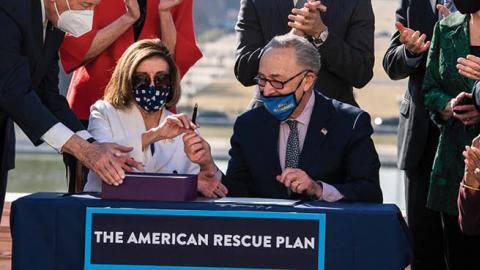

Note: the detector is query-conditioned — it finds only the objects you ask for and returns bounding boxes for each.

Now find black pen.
[192,103,198,125]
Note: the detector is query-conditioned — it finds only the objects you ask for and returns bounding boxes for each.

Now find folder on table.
[102,172,197,202]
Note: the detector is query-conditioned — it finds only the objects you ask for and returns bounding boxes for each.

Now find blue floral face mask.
[133,85,171,113]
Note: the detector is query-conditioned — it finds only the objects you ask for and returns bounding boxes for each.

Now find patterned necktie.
[285,120,300,169]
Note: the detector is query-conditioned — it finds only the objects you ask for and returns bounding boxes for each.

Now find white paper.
[71,194,101,200]
[210,197,300,206]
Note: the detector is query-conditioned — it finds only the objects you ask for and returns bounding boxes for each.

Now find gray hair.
[263,33,321,73]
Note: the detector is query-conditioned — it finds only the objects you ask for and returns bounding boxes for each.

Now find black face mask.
[453,0,480,14]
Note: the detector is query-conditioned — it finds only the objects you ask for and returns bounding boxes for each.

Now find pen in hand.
[192,103,198,125]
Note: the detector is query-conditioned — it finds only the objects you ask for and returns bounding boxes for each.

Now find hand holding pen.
[192,103,198,125]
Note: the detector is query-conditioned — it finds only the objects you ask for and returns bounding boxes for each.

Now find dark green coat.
[423,12,479,214]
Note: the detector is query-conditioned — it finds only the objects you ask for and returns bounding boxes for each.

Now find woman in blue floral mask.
[84,39,226,197]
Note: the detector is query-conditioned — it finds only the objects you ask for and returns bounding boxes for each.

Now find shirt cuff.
[41,123,75,153]
[318,181,344,202]
[76,130,92,141]
[214,167,223,181]
[403,47,423,68]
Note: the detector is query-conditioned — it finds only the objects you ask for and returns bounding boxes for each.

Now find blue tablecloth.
[10,192,411,270]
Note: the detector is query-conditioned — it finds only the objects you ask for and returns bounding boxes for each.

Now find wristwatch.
[311,27,329,48]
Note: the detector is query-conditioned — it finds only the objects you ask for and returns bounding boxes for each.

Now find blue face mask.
[260,91,299,121]
[260,75,306,121]
[133,85,171,113]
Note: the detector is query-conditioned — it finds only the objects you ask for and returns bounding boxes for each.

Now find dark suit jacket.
[223,91,383,203]
[382,0,438,170]
[234,0,375,107]
[0,0,85,171]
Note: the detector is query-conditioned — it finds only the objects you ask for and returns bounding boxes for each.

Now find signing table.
[11,193,411,270]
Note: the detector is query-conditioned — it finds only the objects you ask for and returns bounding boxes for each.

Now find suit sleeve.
[382,0,426,80]
[318,0,374,88]
[234,0,264,87]
[171,0,203,77]
[0,9,61,145]
[36,52,85,134]
[222,117,254,196]
[422,23,453,127]
[331,112,383,203]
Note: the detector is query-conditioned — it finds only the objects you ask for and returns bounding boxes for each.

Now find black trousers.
[405,125,446,270]
[440,212,480,270]
[406,124,480,270]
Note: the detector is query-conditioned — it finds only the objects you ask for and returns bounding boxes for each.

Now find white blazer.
[84,100,199,192]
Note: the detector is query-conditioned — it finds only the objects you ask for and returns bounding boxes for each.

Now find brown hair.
[104,39,181,110]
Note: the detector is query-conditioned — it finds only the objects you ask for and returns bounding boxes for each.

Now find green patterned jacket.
[423,12,479,214]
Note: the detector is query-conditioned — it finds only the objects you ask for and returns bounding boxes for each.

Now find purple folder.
[102,172,198,201]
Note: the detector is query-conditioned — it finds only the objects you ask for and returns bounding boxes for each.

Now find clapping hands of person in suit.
[182,132,228,198]
[395,4,451,57]
[288,1,327,37]
[395,4,456,123]
[395,22,431,55]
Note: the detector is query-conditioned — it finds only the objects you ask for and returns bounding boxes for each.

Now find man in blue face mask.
[0,0,143,222]
[184,34,382,203]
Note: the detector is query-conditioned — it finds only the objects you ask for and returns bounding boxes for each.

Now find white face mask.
[54,0,93,37]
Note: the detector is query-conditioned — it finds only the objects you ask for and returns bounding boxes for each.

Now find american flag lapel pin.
[320,128,328,136]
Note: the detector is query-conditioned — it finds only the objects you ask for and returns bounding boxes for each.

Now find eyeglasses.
[254,70,312,90]
[132,73,171,89]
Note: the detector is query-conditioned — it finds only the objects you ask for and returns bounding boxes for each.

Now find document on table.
[70,194,101,200]
[197,197,301,206]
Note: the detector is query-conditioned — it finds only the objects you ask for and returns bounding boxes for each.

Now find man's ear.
[303,72,316,91]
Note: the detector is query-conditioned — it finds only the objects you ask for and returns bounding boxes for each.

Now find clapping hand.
[457,55,480,81]
[288,1,327,38]
[124,0,140,23]
[463,145,480,188]
[436,4,452,18]
[395,22,430,55]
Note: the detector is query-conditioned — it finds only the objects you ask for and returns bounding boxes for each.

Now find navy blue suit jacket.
[0,0,85,171]
[223,91,383,203]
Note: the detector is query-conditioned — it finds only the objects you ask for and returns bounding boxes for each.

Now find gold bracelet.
[461,181,480,191]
